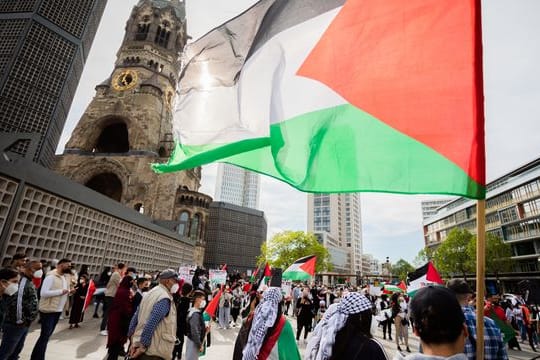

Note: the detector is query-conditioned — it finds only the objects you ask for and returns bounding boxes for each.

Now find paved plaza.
[13,307,540,360]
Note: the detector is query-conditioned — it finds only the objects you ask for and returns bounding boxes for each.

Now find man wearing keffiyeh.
[242,287,300,360]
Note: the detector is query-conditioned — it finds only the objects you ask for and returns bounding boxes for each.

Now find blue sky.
[59,0,540,264]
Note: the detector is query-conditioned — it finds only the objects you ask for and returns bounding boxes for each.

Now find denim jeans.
[30,312,61,360]
[0,323,29,360]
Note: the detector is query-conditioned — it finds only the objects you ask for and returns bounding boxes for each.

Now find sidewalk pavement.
[14,311,539,359]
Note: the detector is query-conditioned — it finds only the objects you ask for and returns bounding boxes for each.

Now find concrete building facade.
[204,202,267,273]
[421,199,453,220]
[0,0,107,167]
[215,164,260,210]
[424,157,540,274]
[308,193,363,275]
[0,158,194,275]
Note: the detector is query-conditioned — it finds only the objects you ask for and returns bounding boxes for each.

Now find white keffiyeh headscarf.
[305,302,339,360]
[306,292,372,360]
[242,287,282,360]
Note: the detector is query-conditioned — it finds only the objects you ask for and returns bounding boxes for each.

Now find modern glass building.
[308,193,363,274]
[424,157,540,273]
[0,0,107,167]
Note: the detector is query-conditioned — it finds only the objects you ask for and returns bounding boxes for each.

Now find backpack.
[224,298,230,308]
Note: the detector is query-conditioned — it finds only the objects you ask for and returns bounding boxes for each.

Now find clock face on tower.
[112,70,138,91]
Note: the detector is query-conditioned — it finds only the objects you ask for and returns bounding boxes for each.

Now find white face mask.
[170,283,180,294]
[199,300,207,308]
[4,283,18,296]
[33,269,43,279]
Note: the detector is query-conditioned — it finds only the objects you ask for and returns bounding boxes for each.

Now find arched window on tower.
[95,121,129,153]
[155,26,171,48]
[85,173,123,202]
[190,214,200,240]
[135,22,150,41]
[178,211,189,236]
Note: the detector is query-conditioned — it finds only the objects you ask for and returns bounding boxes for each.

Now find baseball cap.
[446,279,473,295]
[159,269,179,280]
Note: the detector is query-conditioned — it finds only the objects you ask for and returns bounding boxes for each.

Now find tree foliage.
[413,247,434,267]
[467,232,514,278]
[431,228,515,280]
[257,231,332,273]
[432,228,475,279]
[392,259,415,281]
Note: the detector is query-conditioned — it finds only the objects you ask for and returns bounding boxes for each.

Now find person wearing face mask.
[185,290,207,360]
[128,269,179,360]
[133,277,151,313]
[68,274,89,329]
[0,262,40,359]
[30,258,74,360]
[0,268,19,330]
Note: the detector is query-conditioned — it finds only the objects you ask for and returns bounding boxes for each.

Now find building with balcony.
[423,157,540,273]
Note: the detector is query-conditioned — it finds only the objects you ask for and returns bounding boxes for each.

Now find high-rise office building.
[308,193,363,274]
[421,199,453,220]
[215,163,260,209]
[0,0,108,167]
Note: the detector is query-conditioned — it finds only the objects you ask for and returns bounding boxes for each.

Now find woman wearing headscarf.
[296,288,314,343]
[106,276,134,360]
[68,274,89,328]
[241,287,300,360]
[305,292,389,360]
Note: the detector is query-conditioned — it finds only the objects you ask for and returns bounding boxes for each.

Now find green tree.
[392,259,415,281]
[432,228,474,279]
[413,247,434,267]
[467,232,514,280]
[257,231,332,273]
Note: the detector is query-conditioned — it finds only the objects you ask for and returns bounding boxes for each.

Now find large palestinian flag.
[153,0,485,199]
[407,261,444,296]
[283,255,316,281]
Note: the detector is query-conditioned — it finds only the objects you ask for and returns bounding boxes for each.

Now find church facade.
[55,0,210,265]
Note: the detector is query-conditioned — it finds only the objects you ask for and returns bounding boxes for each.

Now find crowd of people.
[0,253,539,360]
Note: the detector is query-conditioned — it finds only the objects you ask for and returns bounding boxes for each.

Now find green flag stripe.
[154,104,485,199]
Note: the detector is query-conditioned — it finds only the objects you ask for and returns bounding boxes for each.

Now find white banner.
[209,269,227,286]
[178,266,196,283]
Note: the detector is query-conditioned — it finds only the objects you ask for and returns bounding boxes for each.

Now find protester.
[296,288,314,343]
[107,276,135,360]
[391,293,411,352]
[93,267,111,318]
[242,287,300,360]
[394,286,468,360]
[0,261,40,359]
[10,253,27,273]
[128,269,178,359]
[306,292,388,360]
[173,282,193,360]
[218,285,233,329]
[0,268,19,297]
[133,277,150,312]
[69,274,89,329]
[485,293,519,351]
[101,262,126,335]
[380,294,393,340]
[520,303,537,352]
[31,258,74,360]
[231,283,243,326]
[186,290,207,360]
[446,279,508,359]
